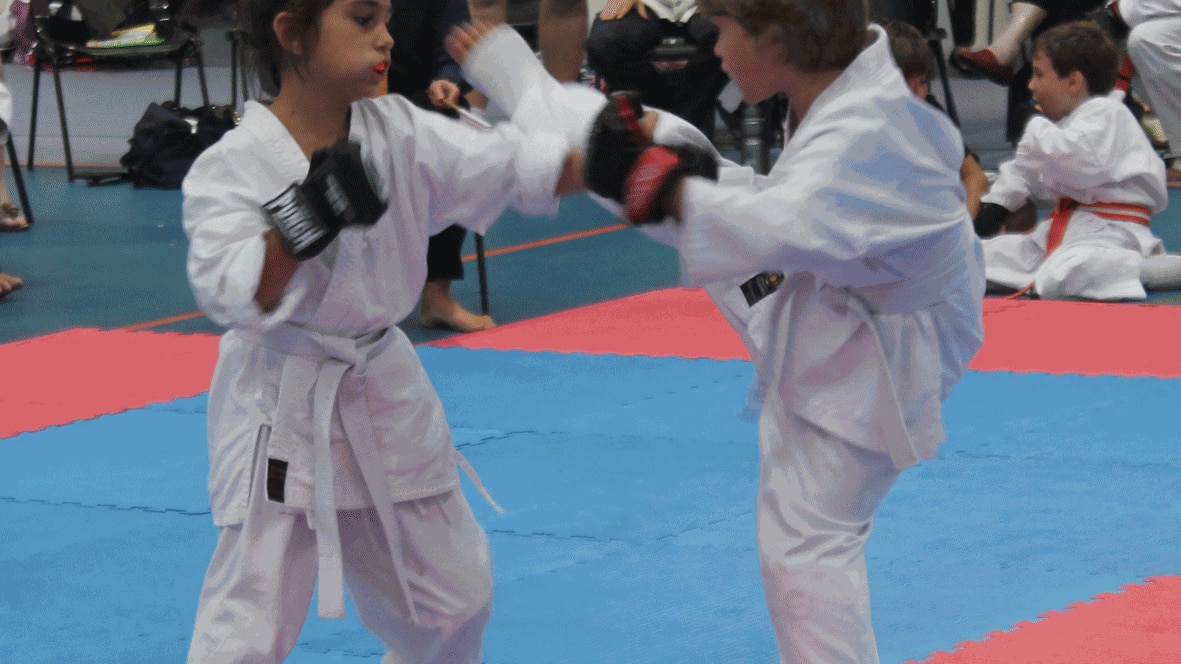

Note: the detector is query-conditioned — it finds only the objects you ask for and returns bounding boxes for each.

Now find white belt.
[245,325,502,623]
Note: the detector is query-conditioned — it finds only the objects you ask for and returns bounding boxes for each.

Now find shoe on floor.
[949,48,1015,86]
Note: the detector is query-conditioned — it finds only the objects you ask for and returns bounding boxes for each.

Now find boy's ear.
[273,11,305,56]
[1066,69,1087,93]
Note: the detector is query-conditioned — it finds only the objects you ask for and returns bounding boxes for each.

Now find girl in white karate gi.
[976,21,1169,301]
[446,0,986,659]
[181,0,582,660]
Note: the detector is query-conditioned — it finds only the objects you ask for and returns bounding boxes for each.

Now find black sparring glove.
[263,139,388,259]
[974,202,1010,238]
[585,91,718,224]
[1087,2,1129,41]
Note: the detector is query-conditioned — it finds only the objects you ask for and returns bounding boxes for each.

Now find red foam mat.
[914,577,1181,663]
[435,289,1181,377]
[0,328,220,438]
[971,298,1181,376]
[430,288,749,359]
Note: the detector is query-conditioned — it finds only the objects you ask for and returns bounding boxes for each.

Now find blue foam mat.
[2,349,1180,663]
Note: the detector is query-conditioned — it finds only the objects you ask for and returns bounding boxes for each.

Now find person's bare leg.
[954,2,1047,65]
[980,2,1047,65]
[538,0,587,82]
[467,0,506,25]
[421,280,495,332]
[951,2,1047,84]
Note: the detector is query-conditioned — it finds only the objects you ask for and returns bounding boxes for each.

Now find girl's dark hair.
[240,0,334,97]
[699,0,867,72]
[1033,21,1118,95]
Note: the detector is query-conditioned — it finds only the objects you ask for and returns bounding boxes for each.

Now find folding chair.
[25,0,209,183]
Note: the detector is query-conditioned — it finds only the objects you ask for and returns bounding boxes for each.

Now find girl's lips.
[374,62,388,74]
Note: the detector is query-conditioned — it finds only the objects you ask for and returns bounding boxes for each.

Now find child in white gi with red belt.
[181,0,582,660]
[974,21,1170,300]
[447,0,986,659]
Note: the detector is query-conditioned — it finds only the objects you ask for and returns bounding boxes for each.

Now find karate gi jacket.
[184,97,568,528]
[463,25,986,469]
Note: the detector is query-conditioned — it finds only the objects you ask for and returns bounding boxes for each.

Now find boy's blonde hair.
[700,0,868,72]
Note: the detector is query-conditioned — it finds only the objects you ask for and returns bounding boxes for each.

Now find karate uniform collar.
[239,101,311,180]
[788,24,901,141]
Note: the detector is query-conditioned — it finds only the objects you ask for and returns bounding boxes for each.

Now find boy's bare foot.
[0,271,23,299]
[420,280,495,332]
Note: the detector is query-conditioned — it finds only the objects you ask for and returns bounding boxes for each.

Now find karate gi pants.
[187,480,492,664]
[758,406,901,664]
[982,215,1152,301]
[1127,16,1181,158]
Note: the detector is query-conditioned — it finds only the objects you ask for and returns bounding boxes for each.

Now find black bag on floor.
[119,101,238,189]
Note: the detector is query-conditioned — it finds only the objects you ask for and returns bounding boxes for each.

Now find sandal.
[0,201,27,232]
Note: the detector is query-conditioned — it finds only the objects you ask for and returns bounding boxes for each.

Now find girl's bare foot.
[420,280,495,332]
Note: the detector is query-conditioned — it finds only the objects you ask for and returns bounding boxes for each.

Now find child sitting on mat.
[974,20,1175,300]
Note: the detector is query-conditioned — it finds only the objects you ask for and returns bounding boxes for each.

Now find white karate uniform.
[1117,0,1181,159]
[981,95,1168,300]
[462,25,986,664]
[183,96,568,663]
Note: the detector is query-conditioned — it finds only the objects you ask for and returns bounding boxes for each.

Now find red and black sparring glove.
[585,91,718,224]
[263,139,388,259]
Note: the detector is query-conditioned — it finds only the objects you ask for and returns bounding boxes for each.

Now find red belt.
[1010,198,1153,298]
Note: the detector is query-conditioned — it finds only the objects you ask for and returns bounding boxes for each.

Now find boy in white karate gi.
[447,0,986,659]
[181,0,583,660]
[975,20,1170,300]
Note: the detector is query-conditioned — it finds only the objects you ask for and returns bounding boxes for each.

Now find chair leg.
[930,36,960,126]
[194,47,209,106]
[173,55,183,103]
[7,134,33,226]
[227,30,238,107]
[474,233,490,316]
[27,62,40,171]
[49,57,75,182]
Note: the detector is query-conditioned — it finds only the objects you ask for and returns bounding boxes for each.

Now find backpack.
[119,101,238,189]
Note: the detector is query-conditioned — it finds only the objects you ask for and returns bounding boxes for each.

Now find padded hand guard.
[585,91,651,201]
[622,143,718,224]
[264,139,388,259]
[974,202,1010,238]
[585,91,718,224]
